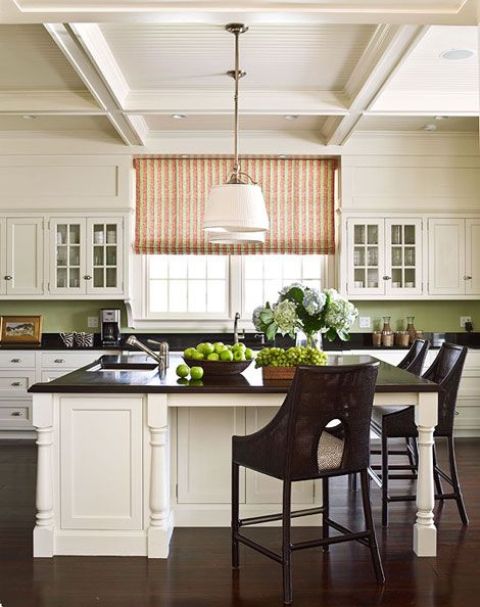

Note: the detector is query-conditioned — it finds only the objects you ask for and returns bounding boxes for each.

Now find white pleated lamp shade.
[208,230,266,244]
[203,183,269,233]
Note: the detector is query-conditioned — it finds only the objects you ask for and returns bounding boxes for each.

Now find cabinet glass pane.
[106,268,117,288]
[354,269,365,288]
[366,269,379,289]
[353,247,365,266]
[57,225,67,245]
[106,225,117,244]
[93,226,105,245]
[404,247,415,266]
[404,225,415,245]
[57,246,67,266]
[94,268,104,288]
[106,246,117,266]
[392,268,403,288]
[93,246,104,266]
[69,225,80,245]
[367,247,378,266]
[405,268,416,288]
[69,246,80,267]
[391,225,402,245]
[367,225,378,245]
[57,268,67,288]
[392,247,403,266]
[354,225,365,245]
[69,268,80,288]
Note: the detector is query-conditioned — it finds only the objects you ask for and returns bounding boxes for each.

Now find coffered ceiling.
[0,0,478,147]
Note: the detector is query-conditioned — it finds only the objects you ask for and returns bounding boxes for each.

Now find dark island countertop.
[28,354,439,395]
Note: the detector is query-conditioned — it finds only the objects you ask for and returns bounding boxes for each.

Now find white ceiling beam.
[322,24,429,145]
[124,90,349,116]
[44,23,146,145]
[5,1,479,26]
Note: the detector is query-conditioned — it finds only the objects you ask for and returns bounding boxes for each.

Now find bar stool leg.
[322,477,329,552]
[381,433,389,527]
[282,481,293,605]
[360,469,385,585]
[447,436,469,525]
[432,441,443,499]
[231,462,240,568]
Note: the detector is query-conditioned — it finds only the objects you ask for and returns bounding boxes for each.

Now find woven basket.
[262,366,296,380]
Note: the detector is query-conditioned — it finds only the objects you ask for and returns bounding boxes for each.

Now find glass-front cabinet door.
[86,218,123,294]
[50,219,86,294]
[347,219,385,296]
[385,219,423,296]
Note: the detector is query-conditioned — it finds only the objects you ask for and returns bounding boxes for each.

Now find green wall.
[0,301,128,332]
[0,299,478,334]
[352,300,480,332]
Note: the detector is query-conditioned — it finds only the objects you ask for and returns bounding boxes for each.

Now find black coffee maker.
[101,309,121,346]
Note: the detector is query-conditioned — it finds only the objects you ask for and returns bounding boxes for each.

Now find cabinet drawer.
[0,372,36,395]
[41,351,102,369]
[0,401,32,428]
[0,351,36,369]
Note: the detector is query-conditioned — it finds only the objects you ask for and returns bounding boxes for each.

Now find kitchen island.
[29,354,439,559]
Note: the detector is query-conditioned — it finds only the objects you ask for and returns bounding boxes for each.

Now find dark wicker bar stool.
[232,363,385,605]
[369,339,430,480]
[370,343,468,527]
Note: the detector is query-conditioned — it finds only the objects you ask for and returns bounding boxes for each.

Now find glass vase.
[296,330,323,350]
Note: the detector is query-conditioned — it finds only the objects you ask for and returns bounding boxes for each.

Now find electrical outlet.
[460,316,472,328]
[359,316,371,329]
[87,316,99,329]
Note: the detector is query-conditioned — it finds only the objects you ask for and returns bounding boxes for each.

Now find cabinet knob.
[11,411,21,417]
[382,276,391,281]
[54,359,65,364]
[10,358,20,363]
[83,275,92,281]
[464,275,472,280]
[11,381,21,387]
[4,275,12,281]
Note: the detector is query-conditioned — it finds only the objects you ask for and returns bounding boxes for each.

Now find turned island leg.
[32,394,55,557]
[147,394,173,558]
[414,392,438,557]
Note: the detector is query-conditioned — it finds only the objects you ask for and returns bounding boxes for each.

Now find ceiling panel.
[0,115,119,136]
[0,25,88,92]
[383,26,478,93]
[101,23,376,91]
[357,115,478,132]
[143,114,328,131]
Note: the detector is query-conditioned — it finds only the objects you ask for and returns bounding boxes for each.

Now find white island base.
[32,389,438,559]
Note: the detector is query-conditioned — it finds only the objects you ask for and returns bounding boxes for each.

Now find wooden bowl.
[183,357,252,376]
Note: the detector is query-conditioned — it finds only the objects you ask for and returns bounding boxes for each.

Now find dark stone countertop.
[29,354,439,395]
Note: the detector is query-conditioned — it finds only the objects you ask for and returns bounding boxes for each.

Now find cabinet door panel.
[245,408,314,505]
[465,219,480,295]
[60,395,143,530]
[385,219,423,296]
[5,218,44,295]
[177,407,245,504]
[428,218,465,295]
[49,219,86,295]
[346,219,385,296]
[86,218,124,295]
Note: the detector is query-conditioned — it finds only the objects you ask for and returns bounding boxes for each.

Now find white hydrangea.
[272,299,298,334]
[324,292,358,332]
[302,288,326,316]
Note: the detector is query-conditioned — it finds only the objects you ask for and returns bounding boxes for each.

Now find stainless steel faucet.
[233,312,245,345]
[125,336,169,369]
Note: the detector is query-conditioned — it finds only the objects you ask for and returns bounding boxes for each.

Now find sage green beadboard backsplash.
[0,300,479,333]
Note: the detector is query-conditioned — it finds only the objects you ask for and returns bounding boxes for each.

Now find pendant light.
[203,24,269,242]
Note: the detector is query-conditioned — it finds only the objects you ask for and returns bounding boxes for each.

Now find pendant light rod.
[226,23,248,184]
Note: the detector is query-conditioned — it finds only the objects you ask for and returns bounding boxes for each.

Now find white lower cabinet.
[59,395,143,530]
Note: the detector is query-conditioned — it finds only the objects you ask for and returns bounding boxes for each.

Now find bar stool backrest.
[279,363,379,481]
[423,343,467,436]
[398,339,429,376]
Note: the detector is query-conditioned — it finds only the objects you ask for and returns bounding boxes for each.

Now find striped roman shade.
[134,157,336,255]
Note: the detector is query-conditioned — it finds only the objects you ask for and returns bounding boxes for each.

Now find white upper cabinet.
[346,218,423,298]
[429,218,480,296]
[49,219,86,295]
[86,218,124,295]
[0,218,5,296]
[4,218,44,296]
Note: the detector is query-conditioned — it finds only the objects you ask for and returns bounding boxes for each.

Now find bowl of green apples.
[183,341,254,376]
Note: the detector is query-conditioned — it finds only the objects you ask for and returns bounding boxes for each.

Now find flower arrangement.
[252,283,358,345]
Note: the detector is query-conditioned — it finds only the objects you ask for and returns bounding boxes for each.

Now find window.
[142,254,329,326]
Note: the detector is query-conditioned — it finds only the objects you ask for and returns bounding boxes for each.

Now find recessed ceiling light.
[423,123,437,132]
[22,115,37,120]
[284,115,298,121]
[440,48,475,60]
[171,113,187,120]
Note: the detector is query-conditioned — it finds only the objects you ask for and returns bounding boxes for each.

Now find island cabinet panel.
[59,396,143,530]
[245,408,315,505]
[177,407,246,504]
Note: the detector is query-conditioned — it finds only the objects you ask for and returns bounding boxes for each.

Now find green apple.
[214,342,225,354]
[219,349,234,362]
[195,342,205,353]
[192,350,204,361]
[176,363,190,378]
[207,352,220,361]
[233,350,246,362]
[200,342,214,355]
[190,366,204,380]
[233,342,246,352]
[244,348,254,361]
[184,347,196,359]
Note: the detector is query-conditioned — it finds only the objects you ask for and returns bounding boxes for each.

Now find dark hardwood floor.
[0,438,479,606]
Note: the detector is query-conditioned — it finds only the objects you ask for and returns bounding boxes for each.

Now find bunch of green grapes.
[255,347,327,368]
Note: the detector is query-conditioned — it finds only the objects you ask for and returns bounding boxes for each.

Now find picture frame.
[0,315,43,345]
